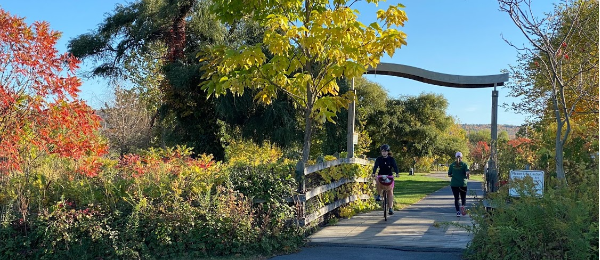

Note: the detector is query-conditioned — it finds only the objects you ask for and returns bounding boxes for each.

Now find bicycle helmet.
[380,144,390,151]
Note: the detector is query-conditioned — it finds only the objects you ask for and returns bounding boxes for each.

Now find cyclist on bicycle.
[372,144,399,215]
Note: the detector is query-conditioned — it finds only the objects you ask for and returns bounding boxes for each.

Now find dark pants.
[451,186,467,212]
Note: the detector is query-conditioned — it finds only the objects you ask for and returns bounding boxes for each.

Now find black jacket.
[372,156,399,176]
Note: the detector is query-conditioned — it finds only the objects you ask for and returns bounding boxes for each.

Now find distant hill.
[460,124,520,139]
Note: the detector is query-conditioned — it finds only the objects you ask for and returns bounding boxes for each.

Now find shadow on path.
[307,174,483,253]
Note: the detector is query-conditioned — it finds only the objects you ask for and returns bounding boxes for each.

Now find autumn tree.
[100,86,153,157]
[499,0,599,180]
[0,9,107,173]
[517,120,597,185]
[201,0,408,162]
[470,141,491,174]
[0,10,107,223]
[494,136,535,181]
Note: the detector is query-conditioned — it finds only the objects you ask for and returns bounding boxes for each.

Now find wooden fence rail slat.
[299,159,373,226]
[304,158,372,175]
[253,177,371,204]
[304,177,370,202]
[261,159,375,226]
[300,194,371,226]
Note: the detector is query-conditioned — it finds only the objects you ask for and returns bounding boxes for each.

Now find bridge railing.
[294,158,374,226]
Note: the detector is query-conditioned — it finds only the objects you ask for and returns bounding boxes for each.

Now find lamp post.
[486,84,499,193]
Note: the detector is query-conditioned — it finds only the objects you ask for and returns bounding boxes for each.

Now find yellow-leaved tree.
[200,0,408,163]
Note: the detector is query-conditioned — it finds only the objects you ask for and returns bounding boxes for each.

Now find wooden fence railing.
[294,158,373,226]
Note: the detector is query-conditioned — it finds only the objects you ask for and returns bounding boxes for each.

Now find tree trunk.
[302,85,313,163]
[301,26,314,162]
[166,0,194,62]
[553,93,566,180]
[555,137,565,180]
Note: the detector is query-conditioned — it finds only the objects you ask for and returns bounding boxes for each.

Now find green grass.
[392,172,449,210]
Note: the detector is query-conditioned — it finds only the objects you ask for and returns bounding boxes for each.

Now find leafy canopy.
[500,0,599,179]
[200,0,408,123]
[0,9,107,174]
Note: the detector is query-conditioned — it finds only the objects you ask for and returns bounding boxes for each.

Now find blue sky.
[1,0,555,125]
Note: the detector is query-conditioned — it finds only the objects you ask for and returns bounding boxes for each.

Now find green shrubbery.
[0,137,380,259]
[0,145,304,259]
[466,164,599,260]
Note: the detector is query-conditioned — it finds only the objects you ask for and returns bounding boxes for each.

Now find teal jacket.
[447,161,469,187]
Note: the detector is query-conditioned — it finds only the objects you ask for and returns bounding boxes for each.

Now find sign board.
[352,132,359,144]
[509,170,544,197]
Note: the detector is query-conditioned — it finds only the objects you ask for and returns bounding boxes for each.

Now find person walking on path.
[372,144,399,215]
[447,152,470,217]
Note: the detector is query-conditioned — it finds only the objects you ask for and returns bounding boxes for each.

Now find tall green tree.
[400,94,456,168]
[214,20,306,150]
[355,78,388,122]
[353,77,388,157]
[314,78,350,157]
[436,122,470,166]
[69,0,213,77]
[366,98,404,158]
[366,93,459,169]
[402,93,453,156]
[499,0,599,180]
[67,0,236,159]
[468,129,492,144]
[312,76,388,158]
[216,90,303,149]
[201,0,408,162]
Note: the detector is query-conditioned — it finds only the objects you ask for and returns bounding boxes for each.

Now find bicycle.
[376,175,394,221]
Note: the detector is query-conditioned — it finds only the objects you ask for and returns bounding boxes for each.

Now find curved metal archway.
[347,62,508,193]
[365,63,508,88]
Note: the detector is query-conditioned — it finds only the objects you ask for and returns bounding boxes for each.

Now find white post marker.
[509,170,544,197]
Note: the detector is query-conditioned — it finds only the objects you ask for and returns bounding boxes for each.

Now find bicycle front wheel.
[383,192,388,221]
